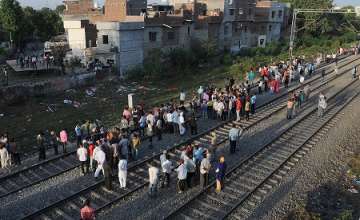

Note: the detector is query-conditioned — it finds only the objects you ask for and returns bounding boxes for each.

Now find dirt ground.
[0,66,233,153]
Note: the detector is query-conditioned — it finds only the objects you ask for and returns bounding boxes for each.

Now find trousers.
[118,171,127,188]
[94,164,104,178]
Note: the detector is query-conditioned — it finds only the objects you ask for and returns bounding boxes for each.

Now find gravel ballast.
[249,87,360,220]
[98,63,359,219]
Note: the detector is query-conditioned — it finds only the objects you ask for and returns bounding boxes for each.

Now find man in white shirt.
[166,111,173,133]
[175,159,187,193]
[118,154,127,188]
[180,90,186,105]
[160,152,173,188]
[200,153,211,188]
[77,144,88,175]
[94,146,106,179]
[172,110,179,135]
[229,124,243,154]
[148,161,159,197]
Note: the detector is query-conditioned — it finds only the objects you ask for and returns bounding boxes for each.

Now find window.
[238,8,243,15]
[272,11,275,18]
[167,31,175,40]
[244,26,248,33]
[149,32,157,42]
[278,10,283,18]
[248,8,252,16]
[229,9,234,16]
[102,35,109,44]
[269,25,272,32]
[188,26,190,35]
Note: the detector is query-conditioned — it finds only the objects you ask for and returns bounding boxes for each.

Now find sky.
[17,0,360,10]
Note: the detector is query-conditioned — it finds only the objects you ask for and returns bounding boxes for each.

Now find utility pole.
[289,8,357,58]
[9,32,13,49]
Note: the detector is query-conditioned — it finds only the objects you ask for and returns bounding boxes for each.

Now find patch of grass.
[348,154,360,177]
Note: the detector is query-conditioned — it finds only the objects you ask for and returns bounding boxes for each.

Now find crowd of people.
[1,46,359,220]
[16,53,55,70]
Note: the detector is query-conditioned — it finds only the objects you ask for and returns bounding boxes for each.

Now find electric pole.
[289,8,357,58]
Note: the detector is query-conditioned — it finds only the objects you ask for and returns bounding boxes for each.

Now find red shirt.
[236,99,242,111]
[88,144,95,157]
[80,206,95,220]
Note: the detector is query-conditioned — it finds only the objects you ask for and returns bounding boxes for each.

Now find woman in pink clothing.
[60,129,68,153]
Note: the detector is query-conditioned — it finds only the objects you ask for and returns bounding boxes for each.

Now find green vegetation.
[0,0,64,47]
[348,154,360,177]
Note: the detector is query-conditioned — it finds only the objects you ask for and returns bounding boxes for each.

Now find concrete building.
[62,0,290,75]
[95,19,144,75]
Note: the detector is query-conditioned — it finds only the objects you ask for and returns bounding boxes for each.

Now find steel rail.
[20,56,359,219]
[164,77,359,220]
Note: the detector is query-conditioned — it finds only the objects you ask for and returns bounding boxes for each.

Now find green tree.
[0,0,26,46]
[55,5,66,15]
[22,7,65,41]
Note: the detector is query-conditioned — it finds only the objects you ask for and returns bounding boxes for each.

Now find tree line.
[0,0,65,47]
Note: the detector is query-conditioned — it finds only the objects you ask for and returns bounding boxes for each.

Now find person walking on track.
[318,92,327,117]
[118,154,128,188]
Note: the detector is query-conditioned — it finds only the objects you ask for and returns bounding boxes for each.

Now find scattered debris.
[73,101,81,108]
[348,186,359,194]
[64,99,72,105]
[116,85,128,93]
[65,89,76,93]
[64,99,81,108]
[86,87,96,97]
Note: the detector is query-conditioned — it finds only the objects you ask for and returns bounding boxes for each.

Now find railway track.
[0,54,356,202]
[164,75,360,220]
[18,58,360,219]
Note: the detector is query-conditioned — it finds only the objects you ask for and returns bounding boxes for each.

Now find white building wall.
[96,21,144,76]
[119,26,144,75]
[64,20,87,58]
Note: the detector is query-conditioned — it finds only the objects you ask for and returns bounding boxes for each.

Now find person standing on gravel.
[131,133,140,160]
[286,98,294,120]
[118,154,127,188]
[75,124,82,147]
[59,129,68,154]
[37,132,46,161]
[49,131,59,155]
[80,199,95,220]
[215,156,227,193]
[200,153,211,188]
[160,152,173,188]
[77,143,89,175]
[175,159,187,193]
[318,92,327,117]
[0,143,9,168]
[228,124,242,154]
[185,154,196,188]
[352,65,357,79]
[180,90,186,105]
[94,145,106,179]
[148,161,159,197]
